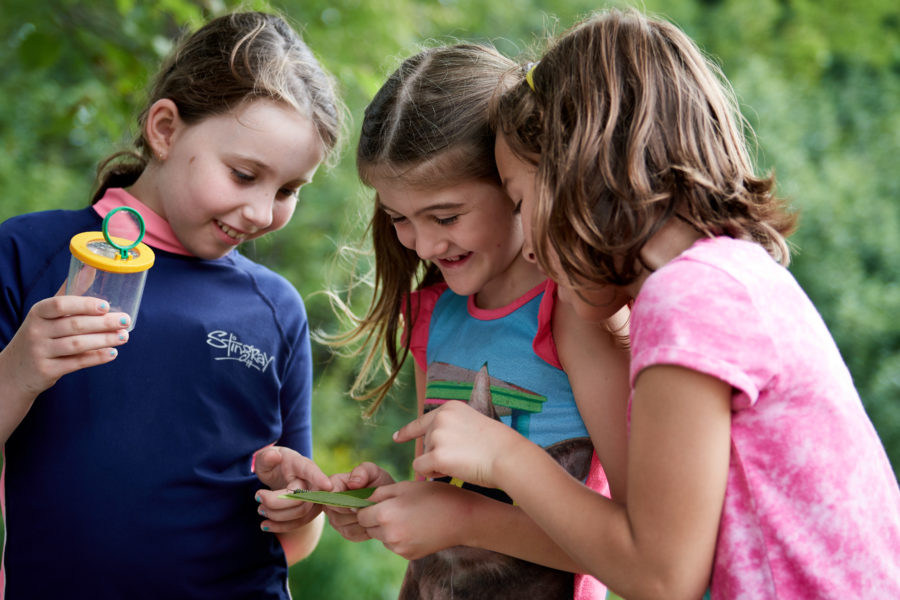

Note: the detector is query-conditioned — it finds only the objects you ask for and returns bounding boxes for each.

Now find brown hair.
[92,10,344,201]
[327,43,515,415]
[495,8,797,290]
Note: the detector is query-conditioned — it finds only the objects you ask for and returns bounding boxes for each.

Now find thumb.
[254,446,283,477]
[285,457,332,492]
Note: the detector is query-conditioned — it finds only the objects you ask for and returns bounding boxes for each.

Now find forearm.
[490,440,651,595]
[459,490,589,572]
[0,349,38,444]
[398,369,728,599]
[492,422,721,600]
[276,512,326,565]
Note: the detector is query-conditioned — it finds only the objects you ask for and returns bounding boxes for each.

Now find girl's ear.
[144,98,181,161]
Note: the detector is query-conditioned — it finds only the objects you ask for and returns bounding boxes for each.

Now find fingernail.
[118,333,127,341]
[255,495,261,503]
[259,509,266,517]
[119,317,128,326]
[99,302,108,311]
[109,348,118,357]
[262,525,270,532]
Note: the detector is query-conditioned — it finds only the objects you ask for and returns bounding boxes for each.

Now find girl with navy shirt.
[0,11,342,599]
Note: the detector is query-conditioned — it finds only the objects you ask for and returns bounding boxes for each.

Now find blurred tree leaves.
[2,0,898,596]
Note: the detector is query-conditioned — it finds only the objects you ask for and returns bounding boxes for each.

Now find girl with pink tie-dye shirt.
[395,9,900,599]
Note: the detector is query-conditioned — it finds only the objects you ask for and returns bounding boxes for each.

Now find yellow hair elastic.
[524,61,538,92]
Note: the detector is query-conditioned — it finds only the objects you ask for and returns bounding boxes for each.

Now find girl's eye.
[232,169,255,183]
[388,215,407,225]
[434,215,458,226]
[278,187,298,199]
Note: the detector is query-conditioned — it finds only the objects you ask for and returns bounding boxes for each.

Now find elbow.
[632,579,708,600]
[602,562,711,600]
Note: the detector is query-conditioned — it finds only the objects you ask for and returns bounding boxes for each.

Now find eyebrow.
[378,201,466,218]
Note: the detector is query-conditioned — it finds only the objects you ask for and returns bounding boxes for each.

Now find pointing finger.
[392,410,435,445]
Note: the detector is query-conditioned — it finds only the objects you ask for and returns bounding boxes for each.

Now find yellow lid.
[69,231,155,273]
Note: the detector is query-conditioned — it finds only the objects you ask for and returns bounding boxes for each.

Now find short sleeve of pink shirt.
[630,256,778,410]
[629,237,900,599]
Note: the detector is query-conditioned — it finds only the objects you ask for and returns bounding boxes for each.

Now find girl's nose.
[241,196,274,230]
[415,232,449,260]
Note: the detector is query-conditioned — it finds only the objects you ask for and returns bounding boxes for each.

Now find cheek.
[393,225,416,250]
[521,221,534,251]
[270,201,297,231]
[520,203,536,246]
[498,217,524,250]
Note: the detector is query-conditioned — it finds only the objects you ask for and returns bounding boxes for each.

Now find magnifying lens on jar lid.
[67,206,155,331]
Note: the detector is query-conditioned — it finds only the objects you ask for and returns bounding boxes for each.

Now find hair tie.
[524,61,539,92]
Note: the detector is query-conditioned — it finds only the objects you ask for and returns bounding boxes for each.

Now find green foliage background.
[1,0,898,596]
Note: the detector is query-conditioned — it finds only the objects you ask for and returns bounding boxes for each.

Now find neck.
[474,252,546,310]
[127,165,164,217]
[627,218,705,297]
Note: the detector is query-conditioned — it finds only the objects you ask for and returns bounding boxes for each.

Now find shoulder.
[658,237,781,286]
[1,208,99,244]
[228,252,301,296]
[534,279,562,368]
[404,282,449,369]
[632,237,780,405]
[224,252,308,324]
[638,237,766,308]
[406,282,450,321]
[636,237,791,331]
[1,207,100,270]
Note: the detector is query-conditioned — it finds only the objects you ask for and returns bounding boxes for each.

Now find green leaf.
[279,487,377,508]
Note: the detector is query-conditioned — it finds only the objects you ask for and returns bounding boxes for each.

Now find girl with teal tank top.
[313,44,631,599]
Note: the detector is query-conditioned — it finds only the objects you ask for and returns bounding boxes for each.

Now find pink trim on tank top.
[466,281,546,320]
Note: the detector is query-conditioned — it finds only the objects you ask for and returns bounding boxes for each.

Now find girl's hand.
[393,401,524,489]
[325,462,395,542]
[254,446,332,533]
[3,285,130,398]
[355,480,477,560]
[254,445,331,491]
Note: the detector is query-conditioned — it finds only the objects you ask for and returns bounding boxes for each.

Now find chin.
[440,273,482,297]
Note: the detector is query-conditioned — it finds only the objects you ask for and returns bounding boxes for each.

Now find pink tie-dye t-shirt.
[630,237,900,599]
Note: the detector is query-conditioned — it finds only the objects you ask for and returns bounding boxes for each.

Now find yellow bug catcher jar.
[66,206,155,331]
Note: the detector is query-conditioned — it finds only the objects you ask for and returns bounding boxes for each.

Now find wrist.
[489,432,536,494]
[452,487,482,547]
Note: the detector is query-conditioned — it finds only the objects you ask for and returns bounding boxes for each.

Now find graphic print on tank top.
[398,365,594,600]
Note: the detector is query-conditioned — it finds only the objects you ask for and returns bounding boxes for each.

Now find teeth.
[217,221,246,242]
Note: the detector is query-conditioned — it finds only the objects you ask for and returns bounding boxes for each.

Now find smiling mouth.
[437,252,472,267]
[216,220,247,243]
